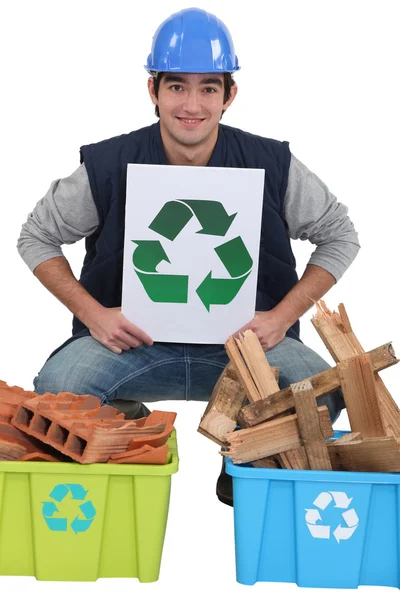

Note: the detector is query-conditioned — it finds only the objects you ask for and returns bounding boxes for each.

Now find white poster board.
[122,164,265,343]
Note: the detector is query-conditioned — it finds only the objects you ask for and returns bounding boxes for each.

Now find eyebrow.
[162,75,223,88]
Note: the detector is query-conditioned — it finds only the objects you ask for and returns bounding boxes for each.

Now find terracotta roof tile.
[17,452,60,462]
[108,443,169,465]
[11,393,169,463]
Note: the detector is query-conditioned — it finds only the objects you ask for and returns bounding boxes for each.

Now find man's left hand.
[231,310,288,351]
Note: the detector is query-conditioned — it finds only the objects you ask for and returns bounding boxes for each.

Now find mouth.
[176,117,205,128]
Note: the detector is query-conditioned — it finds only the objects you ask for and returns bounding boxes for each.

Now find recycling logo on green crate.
[132,199,253,311]
[42,483,96,534]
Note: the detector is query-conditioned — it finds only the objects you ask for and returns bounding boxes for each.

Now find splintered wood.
[221,406,333,464]
[238,342,397,427]
[198,358,279,445]
[227,331,306,467]
[337,354,385,437]
[197,364,246,445]
[198,302,400,473]
[312,301,400,437]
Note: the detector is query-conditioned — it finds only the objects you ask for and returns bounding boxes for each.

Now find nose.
[182,90,201,114]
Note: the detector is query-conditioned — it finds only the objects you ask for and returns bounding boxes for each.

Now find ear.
[148,77,158,106]
[223,83,238,111]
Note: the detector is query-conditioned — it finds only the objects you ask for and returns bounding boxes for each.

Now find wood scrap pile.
[198,302,400,472]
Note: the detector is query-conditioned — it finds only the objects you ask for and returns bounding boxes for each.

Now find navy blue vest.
[74,121,300,343]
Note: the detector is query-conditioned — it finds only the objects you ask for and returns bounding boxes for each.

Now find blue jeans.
[33,335,344,423]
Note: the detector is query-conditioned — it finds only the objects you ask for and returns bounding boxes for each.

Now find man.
[18,8,359,505]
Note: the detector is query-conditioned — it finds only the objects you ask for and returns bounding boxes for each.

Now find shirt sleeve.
[17,163,100,272]
[284,154,361,281]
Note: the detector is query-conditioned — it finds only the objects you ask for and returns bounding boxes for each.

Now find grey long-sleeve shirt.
[17,155,360,282]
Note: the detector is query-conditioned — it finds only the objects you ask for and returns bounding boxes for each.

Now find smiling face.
[148,72,237,161]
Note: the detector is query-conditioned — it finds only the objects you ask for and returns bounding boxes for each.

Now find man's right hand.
[87,307,154,354]
[33,258,153,354]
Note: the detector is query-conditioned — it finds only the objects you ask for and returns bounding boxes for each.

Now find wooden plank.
[238,342,397,427]
[291,381,331,470]
[225,329,296,466]
[221,406,333,464]
[225,336,260,402]
[197,425,230,446]
[333,432,362,445]
[198,364,246,445]
[197,416,236,446]
[201,365,246,421]
[198,360,276,446]
[338,303,354,335]
[236,330,279,397]
[251,457,279,468]
[337,354,385,437]
[328,437,400,472]
[201,364,240,418]
[311,301,400,436]
[237,329,300,469]
[312,300,356,362]
[374,383,400,438]
[275,447,310,469]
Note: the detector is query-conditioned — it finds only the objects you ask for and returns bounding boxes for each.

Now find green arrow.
[214,236,253,277]
[182,200,237,236]
[149,199,236,240]
[135,271,188,302]
[149,201,192,241]
[132,240,171,271]
[196,271,251,311]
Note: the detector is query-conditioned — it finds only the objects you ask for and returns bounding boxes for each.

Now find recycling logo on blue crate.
[42,483,96,533]
[305,491,359,543]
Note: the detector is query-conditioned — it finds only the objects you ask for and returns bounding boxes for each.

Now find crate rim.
[225,429,400,485]
[0,431,178,476]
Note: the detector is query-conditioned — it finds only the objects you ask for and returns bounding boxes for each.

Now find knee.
[33,369,94,397]
[32,336,116,400]
[33,361,105,400]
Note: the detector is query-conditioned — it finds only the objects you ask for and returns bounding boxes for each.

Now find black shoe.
[216,458,233,507]
[111,400,151,420]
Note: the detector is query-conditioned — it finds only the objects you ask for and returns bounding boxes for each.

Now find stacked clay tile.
[0,381,175,465]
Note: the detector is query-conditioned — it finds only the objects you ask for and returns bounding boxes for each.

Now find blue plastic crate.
[225,431,400,589]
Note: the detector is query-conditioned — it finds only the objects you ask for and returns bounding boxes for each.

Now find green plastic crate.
[0,431,178,582]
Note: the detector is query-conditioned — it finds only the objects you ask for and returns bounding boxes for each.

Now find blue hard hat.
[145,7,240,74]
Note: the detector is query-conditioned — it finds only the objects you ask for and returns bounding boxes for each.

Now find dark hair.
[151,72,235,118]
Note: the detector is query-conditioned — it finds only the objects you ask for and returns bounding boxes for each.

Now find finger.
[120,342,131,351]
[91,332,126,353]
[108,344,123,354]
[116,331,143,349]
[107,336,130,351]
[124,322,153,345]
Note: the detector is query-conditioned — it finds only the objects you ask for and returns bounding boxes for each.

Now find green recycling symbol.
[42,483,96,534]
[132,199,253,311]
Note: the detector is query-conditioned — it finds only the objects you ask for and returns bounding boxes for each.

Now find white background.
[123,164,264,342]
[1,0,399,598]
